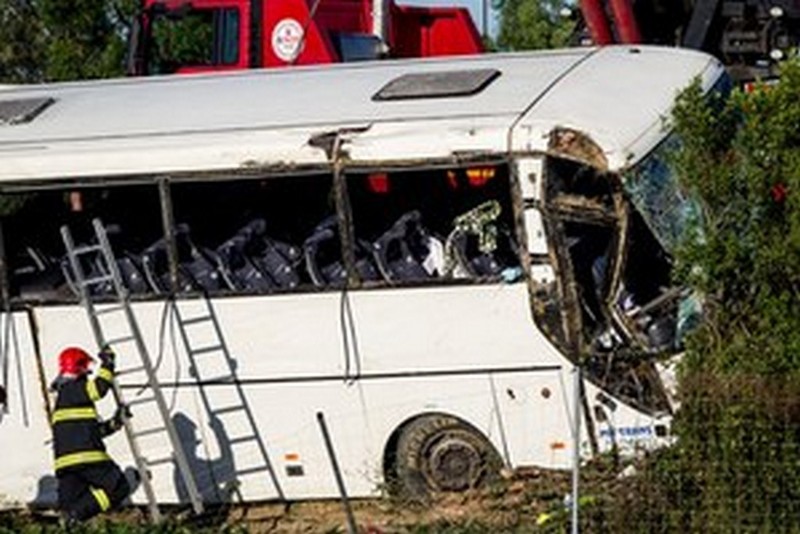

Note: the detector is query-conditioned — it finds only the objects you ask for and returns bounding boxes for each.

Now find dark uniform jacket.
[51,360,117,474]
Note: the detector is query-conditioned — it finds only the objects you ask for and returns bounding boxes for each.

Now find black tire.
[393,414,502,501]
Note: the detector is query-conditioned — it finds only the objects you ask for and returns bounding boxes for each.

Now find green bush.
[599,56,800,533]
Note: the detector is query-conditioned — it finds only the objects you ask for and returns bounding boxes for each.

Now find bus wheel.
[394,415,500,500]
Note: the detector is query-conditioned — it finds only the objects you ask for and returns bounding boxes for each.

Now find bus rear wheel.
[393,414,501,501]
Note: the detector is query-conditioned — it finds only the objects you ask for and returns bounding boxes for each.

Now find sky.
[402,0,500,38]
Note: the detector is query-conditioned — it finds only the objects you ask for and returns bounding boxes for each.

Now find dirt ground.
[14,468,574,533]
[184,468,572,533]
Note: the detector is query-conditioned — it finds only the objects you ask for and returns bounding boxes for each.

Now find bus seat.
[354,242,380,283]
[104,225,150,295]
[373,211,438,282]
[12,246,67,299]
[141,224,199,293]
[174,229,233,292]
[113,253,149,295]
[304,222,346,288]
[216,233,274,291]
[448,225,520,279]
[251,239,302,289]
[304,216,379,288]
[227,218,303,290]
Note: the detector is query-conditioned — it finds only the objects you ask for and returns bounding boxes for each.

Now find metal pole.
[482,0,488,39]
[571,364,581,534]
[372,0,388,44]
[316,412,357,534]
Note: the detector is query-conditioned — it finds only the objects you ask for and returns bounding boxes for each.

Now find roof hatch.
[372,69,501,101]
[0,97,55,126]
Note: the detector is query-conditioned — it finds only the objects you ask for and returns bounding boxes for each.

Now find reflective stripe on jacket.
[51,361,115,474]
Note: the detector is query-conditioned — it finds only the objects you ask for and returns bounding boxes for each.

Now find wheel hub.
[426,435,482,491]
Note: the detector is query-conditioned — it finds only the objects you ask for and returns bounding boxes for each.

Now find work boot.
[59,512,81,532]
[122,466,142,506]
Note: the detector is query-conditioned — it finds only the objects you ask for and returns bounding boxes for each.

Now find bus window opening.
[1,185,162,303]
[169,173,333,293]
[346,164,522,286]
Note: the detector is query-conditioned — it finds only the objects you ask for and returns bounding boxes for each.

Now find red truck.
[127,0,484,75]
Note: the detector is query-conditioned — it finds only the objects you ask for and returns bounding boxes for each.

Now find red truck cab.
[129,0,483,75]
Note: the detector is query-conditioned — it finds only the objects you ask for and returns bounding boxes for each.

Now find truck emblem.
[272,18,304,63]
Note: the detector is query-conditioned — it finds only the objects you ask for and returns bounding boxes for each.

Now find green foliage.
[0,0,138,83]
[0,1,46,82]
[673,60,800,375]
[495,0,575,51]
[578,55,800,534]
[148,12,214,75]
[626,57,800,531]
[38,0,139,81]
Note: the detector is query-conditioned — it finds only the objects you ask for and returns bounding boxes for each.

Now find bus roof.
[0,46,723,184]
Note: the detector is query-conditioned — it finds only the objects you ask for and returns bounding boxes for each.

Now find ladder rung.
[106,335,135,346]
[127,396,156,407]
[190,345,224,356]
[181,315,213,326]
[229,435,256,445]
[203,375,234,383]
[133,426,165,439]
[82,274,114,286]
[72,244,103,256]
[216,405,246,415]
[146,456,174,467]
[95,305,126,316]
[117,365,145,376]
[236,466,265,476]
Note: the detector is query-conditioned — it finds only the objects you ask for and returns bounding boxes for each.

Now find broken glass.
[624,134,702,253]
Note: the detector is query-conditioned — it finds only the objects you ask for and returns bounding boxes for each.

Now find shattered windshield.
[623,135,701,254]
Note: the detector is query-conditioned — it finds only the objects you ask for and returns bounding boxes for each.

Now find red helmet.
[58,347,93,375]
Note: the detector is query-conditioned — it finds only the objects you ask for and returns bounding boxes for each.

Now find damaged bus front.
[514,96,726,450]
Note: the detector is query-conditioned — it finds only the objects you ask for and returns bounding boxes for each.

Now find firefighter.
[50,346,132,525]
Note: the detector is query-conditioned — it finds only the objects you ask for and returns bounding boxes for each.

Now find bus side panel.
[98,381,377,502]
[0,312,55,508]
[348,283,567,374]
[30,293,366,503]
[491,370,575,469]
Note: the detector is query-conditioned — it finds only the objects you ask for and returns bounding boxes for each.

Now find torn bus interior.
[530,131,701,416]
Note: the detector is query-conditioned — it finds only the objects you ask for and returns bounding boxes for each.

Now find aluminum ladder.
[60,218,204,522]
[171,296,286,502]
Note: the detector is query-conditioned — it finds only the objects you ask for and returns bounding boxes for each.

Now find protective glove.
[98,345,116,366]
[111,404,131,431]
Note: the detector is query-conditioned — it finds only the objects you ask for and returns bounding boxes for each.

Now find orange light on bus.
[550,441,566,450]
[284,453,300,461]
[466,167,495,187]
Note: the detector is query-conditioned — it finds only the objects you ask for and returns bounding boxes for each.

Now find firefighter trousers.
[57,461,131,521]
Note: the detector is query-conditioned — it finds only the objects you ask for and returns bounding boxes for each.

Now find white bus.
[0,45,726,508]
